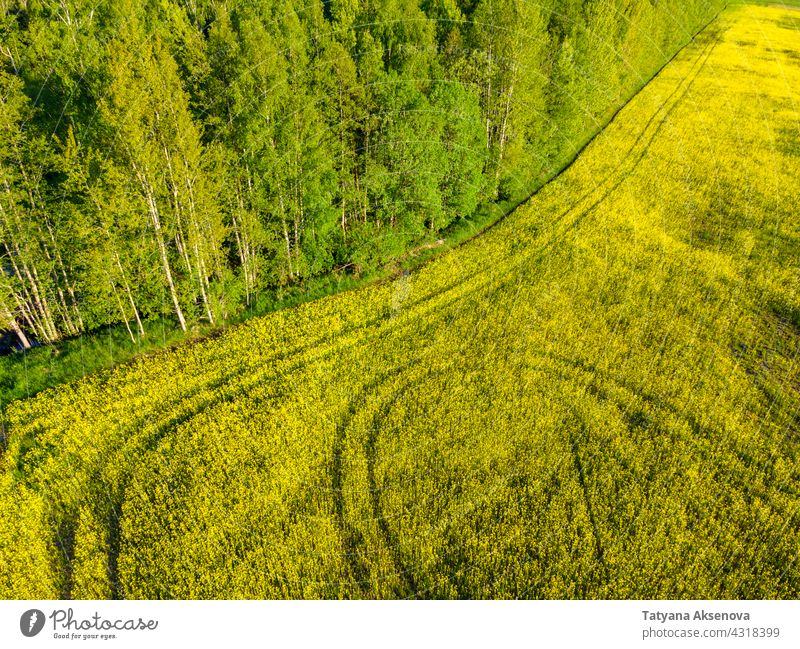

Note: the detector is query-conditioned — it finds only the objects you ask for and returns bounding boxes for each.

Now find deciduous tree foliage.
[0,0,725,345]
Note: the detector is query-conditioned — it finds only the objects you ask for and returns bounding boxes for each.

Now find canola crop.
[1,4,799,599]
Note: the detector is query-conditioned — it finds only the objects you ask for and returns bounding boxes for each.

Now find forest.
[1,0,725,348]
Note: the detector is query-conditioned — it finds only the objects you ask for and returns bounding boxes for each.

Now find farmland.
[1,3,799,599]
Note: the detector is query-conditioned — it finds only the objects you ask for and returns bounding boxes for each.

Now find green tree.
[100,24,225,329]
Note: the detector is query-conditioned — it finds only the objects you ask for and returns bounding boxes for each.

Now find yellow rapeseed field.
[1,4,798,599]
